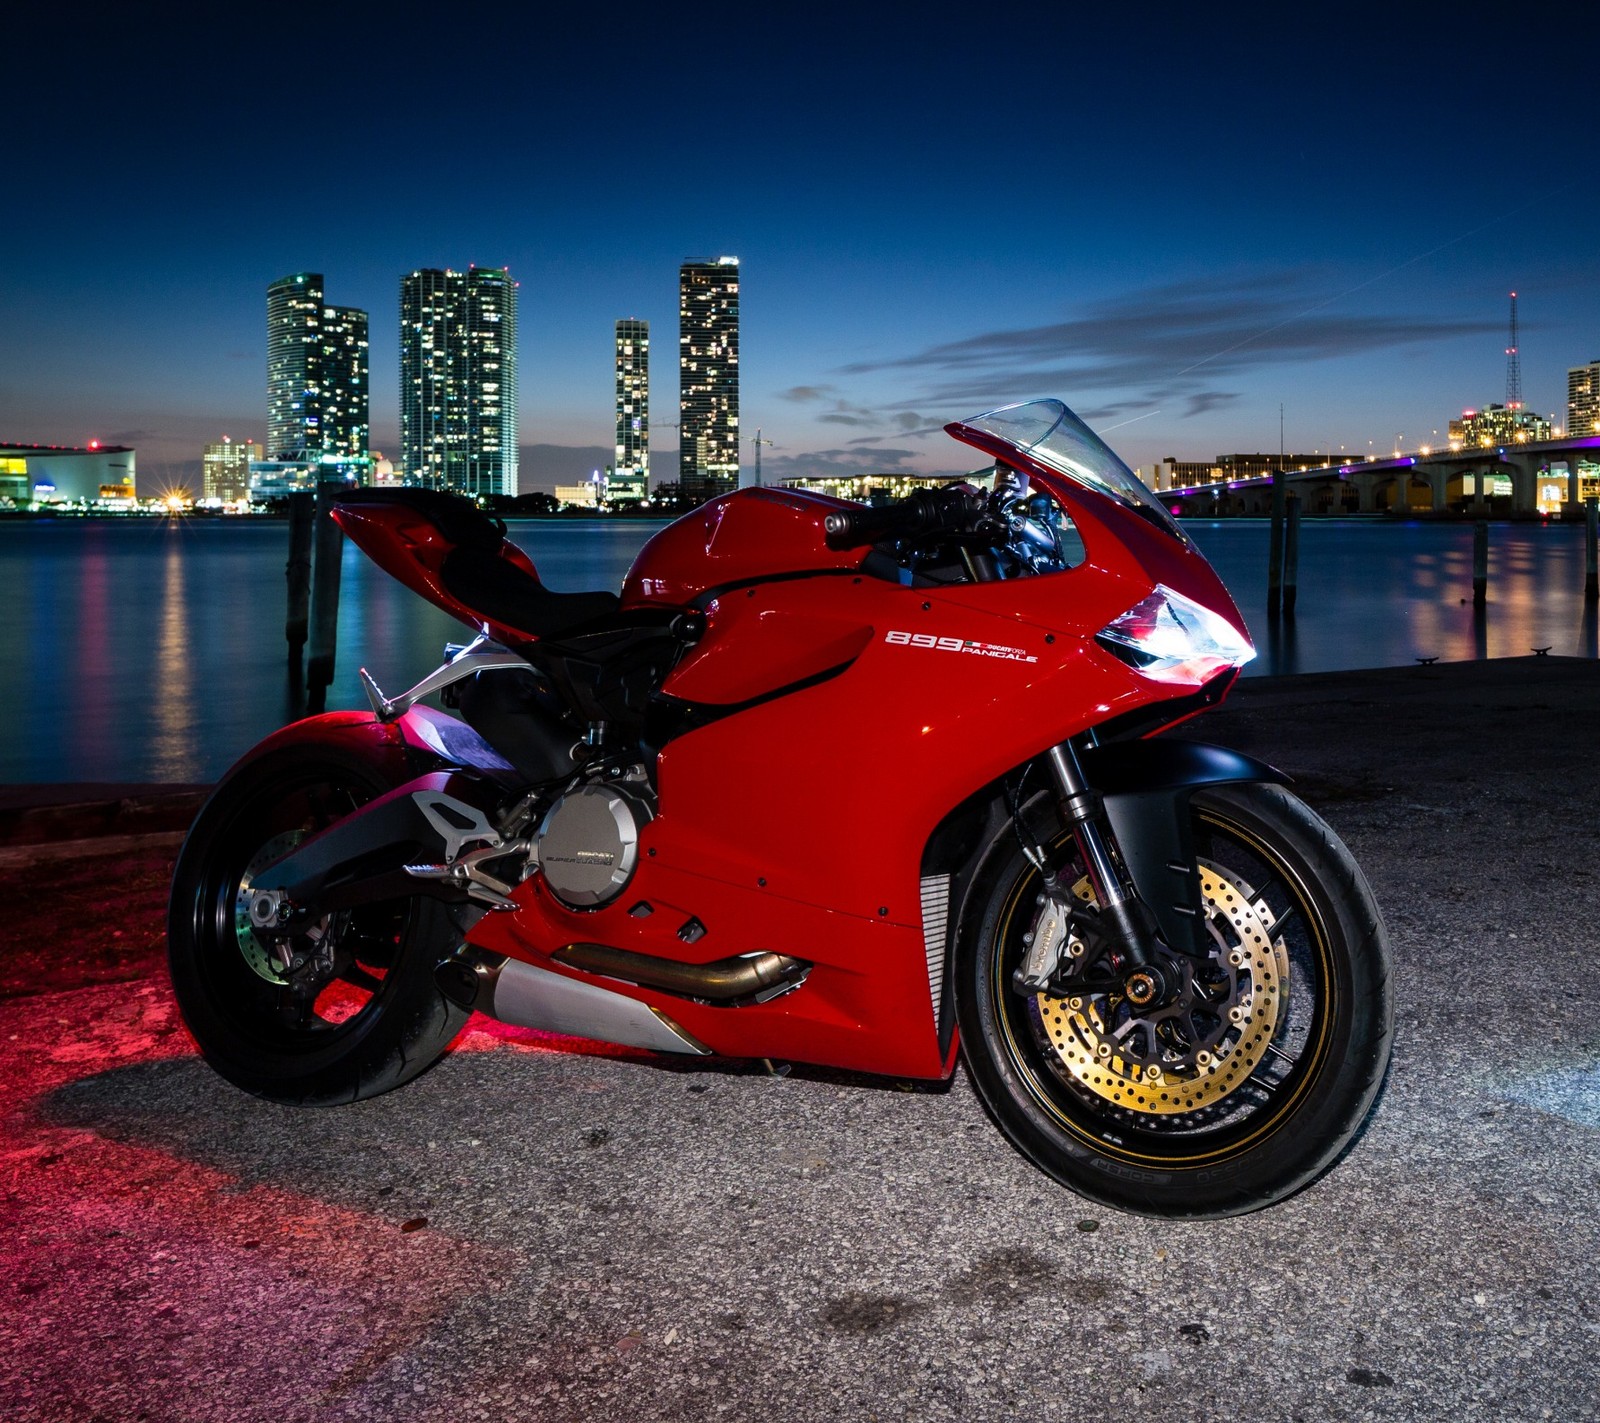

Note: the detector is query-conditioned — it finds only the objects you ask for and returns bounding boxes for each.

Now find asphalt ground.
[2,657,1597,1422]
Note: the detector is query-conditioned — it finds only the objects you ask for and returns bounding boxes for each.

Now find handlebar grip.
[822,503,915,548]
[823,488,982,549]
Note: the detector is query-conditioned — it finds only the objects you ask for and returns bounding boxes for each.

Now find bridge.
[1162,434,1600,517]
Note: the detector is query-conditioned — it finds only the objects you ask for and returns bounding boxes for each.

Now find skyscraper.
[1569,361,1600,439]
[400,266,518,497]
[612,318,649,504]
[202,436,263,502]
[265,272,369,466]
[318,304,370,462]
[679,257,740,504]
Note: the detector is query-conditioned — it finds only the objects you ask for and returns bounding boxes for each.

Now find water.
[0,518,665,785]
[2,516,1593,784]
[1184,519,1600,676]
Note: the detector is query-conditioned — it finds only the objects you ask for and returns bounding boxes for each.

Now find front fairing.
[945,402,1250,661]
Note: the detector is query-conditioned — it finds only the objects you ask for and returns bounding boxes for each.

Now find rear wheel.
[167,748,470,1105]
[957,782,1392,1217]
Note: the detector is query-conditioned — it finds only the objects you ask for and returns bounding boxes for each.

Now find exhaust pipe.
[435,941,810,1056]
[457,954,712,1056]
[552,942,808,1003]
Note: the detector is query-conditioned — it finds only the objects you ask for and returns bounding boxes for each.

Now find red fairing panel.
[662,599,877,705]
[468,551,1188,1079]
[651,573,1151,927]
[468,859,952,1078]
[622,487,864,607]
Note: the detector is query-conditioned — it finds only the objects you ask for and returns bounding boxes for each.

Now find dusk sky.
[6,4,1597,494]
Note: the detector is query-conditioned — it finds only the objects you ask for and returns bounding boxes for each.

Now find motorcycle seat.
[441,545,620,639]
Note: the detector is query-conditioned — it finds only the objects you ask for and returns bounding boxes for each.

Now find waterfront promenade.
[2,657,1597,1421]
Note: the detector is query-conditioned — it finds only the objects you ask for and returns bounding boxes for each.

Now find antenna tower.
[1505,291,1522,412]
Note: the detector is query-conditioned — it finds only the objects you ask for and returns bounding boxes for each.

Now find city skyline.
[6,8,1600,497]
[201,436,259,502]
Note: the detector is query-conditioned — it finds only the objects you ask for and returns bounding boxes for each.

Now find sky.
[5,2,1598,496]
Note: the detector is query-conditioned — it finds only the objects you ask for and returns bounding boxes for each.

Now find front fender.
[1083,739,1290,955]
[1081,738,1287,797]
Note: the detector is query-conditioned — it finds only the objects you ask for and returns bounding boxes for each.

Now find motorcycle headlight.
[1096,585,1255,686]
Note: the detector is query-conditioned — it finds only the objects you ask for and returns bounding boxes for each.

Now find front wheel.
[167,746,471,1106]
[957,782,1393,1218]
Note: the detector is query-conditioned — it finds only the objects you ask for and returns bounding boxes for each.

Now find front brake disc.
[1031,863,1288,1115]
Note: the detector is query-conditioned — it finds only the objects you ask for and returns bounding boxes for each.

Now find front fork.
[1013,737,1164,994]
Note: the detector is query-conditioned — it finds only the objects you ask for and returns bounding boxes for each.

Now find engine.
[533,768,655,908]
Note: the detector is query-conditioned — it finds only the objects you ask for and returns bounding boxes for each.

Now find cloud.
[1183,391,1240,418]
[758,444,925,481]
[781,388,900,432]
[834,269,1501,418]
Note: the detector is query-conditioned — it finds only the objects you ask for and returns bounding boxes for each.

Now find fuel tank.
[622,487,864,608]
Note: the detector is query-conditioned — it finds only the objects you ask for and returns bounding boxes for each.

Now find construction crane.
[1506,291,1522,413]
[748,428,774,487]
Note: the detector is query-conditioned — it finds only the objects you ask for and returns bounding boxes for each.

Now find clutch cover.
[536,783,650,908]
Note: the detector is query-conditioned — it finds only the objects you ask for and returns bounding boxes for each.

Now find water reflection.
[1258,615,1301,677]
[150,531,198,780]
[1184,519,1600,672]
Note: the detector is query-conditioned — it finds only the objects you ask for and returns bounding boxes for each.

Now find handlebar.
[822,487,988,550]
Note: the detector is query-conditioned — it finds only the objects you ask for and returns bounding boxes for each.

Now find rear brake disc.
[233,831,303,986]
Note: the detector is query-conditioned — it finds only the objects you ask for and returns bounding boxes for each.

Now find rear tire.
[957,782,1392,1217]
[167,747,470,1106]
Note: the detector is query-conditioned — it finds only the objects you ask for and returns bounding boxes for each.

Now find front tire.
[167,747,470,1106]
[957,782,1392,1217]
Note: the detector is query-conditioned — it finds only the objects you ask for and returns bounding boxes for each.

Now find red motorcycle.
[169,399,1392,1217]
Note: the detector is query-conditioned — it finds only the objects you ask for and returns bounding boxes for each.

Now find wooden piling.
[1267,473,1285,618]
[1587,498,1598,604]
[1473,520,1488,609]
[1283,495,1300,617]
[306,481,345,712]
[285,491,314,668]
